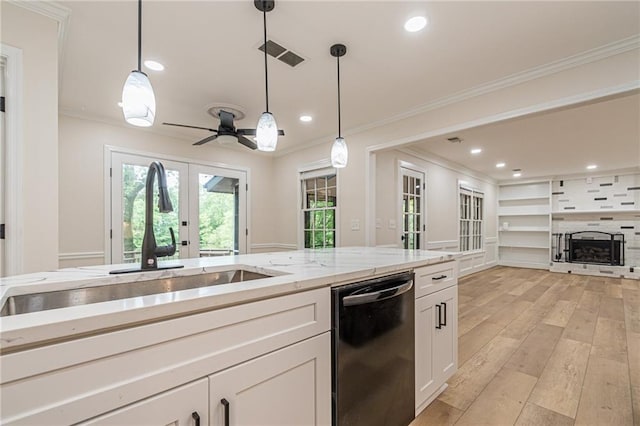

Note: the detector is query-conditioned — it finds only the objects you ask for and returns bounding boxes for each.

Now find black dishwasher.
[331,272,415,426]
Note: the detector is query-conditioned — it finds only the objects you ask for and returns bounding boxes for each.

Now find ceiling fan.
[163,110,284,150]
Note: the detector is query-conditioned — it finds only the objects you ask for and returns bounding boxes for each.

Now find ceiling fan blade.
[193,134,219,146]
[237,128,285,136]
[237,135,258,150]
[163,122,217,133]
[237,128,256,136]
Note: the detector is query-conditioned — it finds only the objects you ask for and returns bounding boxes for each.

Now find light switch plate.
[351,219,360,231]
[388,219,396,229]
[375,218,382,229]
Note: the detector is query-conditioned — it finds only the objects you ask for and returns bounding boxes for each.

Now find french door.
[110,152,247,264]
[399,166,426,249]
[188,165,246,258]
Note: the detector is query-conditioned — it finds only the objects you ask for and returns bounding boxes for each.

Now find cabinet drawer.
[414,261,457,298]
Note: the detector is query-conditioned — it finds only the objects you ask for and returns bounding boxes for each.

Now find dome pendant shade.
[256,111,278,151]
[122,71,156,127]
[331,137,348,168]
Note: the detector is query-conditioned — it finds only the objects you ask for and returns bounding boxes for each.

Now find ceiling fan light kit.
[255,0,281,152]
[122,0,156,127]
[330,43,348,168]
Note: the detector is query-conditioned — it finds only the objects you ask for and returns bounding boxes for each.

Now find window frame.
[458,184,484,252]
[298,165,339,249]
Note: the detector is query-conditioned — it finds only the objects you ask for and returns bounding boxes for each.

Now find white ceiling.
[57,1,640,174]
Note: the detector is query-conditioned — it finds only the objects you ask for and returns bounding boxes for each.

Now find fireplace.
[565,231,624,266]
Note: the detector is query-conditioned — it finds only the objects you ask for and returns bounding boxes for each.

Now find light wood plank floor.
[411,266,640,426]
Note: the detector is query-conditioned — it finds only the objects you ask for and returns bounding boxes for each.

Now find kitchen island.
[0,247,459,425]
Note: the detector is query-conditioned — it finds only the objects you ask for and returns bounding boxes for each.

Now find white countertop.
[0,247,459,352]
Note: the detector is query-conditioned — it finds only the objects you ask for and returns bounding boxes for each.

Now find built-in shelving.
[498,181,551,270]
[499,226,550,232]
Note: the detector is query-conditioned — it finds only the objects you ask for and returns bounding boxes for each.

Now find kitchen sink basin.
[0,269,275,317]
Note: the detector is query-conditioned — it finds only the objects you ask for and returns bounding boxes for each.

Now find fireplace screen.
[565,231,624,266]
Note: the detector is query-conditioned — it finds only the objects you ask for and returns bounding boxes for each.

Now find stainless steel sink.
[0,269,274,316]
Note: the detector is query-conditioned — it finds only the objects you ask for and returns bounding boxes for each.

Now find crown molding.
[7,0,71,89]
[276,35,640,158]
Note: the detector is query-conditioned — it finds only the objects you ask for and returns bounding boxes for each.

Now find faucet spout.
[141,161,177,270]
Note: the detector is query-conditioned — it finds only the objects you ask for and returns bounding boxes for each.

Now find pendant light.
[330,44,348,168]
[122,0,156,127]
[255,0,279,152]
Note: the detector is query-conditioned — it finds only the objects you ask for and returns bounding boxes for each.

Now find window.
[301,171,337,249]
[459,186,483,251]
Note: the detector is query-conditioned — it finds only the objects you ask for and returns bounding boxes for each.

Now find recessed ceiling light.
[586,164,597,170]
[404,16,428,32]
[496,162,506,168]
[470,148,482,154]
[144,60,164,71]
[513,172,522,178]
[299,115,313,122]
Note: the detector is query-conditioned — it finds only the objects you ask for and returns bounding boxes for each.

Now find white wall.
[1,3,59,273]
[271,47,637,262]
[374,149,497,248]
[58,114,276,267]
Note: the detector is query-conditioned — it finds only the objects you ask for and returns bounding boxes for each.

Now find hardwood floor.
[411,266,640,426]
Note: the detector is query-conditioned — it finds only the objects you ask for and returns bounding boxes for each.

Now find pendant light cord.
[137,0,142,72]
[337,54,341,138]
[263,6,270,112]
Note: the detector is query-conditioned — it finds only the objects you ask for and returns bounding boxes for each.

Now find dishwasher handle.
[343,280,413,306]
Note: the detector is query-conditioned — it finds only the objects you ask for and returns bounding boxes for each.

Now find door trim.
[398,161,427,249]
[1,44,24,275]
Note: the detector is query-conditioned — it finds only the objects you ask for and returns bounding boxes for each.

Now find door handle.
[435,304,442,329]
[191,412,200,426]
[441,302,447,326]
[343,281,413,306]
[221,398,230,426]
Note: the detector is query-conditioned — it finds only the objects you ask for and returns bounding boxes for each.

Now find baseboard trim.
[250,243,298,251]
[59,251,105,261]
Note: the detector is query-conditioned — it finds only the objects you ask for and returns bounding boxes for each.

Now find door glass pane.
[198,173,238,257]
[122,164,180,264]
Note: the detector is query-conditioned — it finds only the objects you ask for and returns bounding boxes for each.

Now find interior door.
[111,153,189,264]
[188,165,247,257]
[400,167,425,249]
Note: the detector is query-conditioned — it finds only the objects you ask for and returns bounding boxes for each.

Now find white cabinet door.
[79,378,208,426]
[415,285,458,411]
[433,285,458,384]
[209,332,331,426]
[415,292,438,407]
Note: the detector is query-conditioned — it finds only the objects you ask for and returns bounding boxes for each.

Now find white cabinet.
[79,379,209,426]
[415,285,458,415]
[1,287,330,425]
[209,333,331,426]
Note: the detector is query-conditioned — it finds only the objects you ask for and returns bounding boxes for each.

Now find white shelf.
[499,244,549,250]
[499,227,549,232]
[498,196,549,202]
[499,260,549,270]
[498,209,550,216]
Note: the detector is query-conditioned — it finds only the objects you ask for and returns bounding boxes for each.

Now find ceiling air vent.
[258,40,305,67]
[447,137,462,143]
